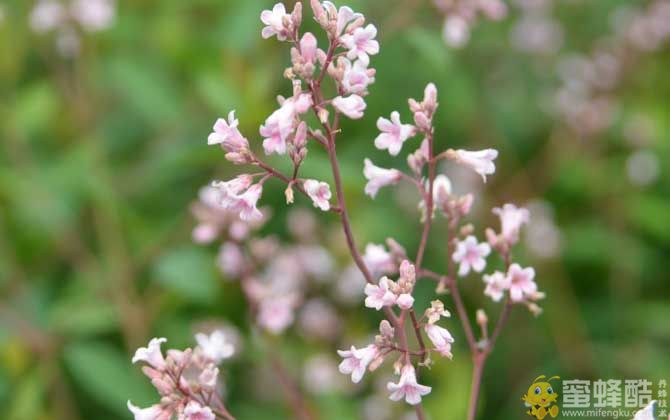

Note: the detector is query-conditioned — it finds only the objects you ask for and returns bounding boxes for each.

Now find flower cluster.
[132,2,546,418]
[433,0,508,47]
[30,0,116,56]
[128,332,235,420]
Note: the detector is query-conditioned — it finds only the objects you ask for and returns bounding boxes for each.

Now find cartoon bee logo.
[522,375,561,419]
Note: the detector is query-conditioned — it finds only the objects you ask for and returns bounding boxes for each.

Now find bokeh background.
[0,0,668,419]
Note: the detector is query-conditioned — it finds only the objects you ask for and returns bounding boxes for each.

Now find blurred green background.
[0,0,668,419]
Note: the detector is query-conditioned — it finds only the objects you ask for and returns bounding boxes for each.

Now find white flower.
[260,3,290,40]
[387,365,432,405]
[30,0,65,33]
[493,203,530,245]
[208,111,249,153]
[374,111,416,156]
[195,330,234,364]
[127,401,169,420]
[337,344,379,383]
[483,271,510,302]
[132,338,167,370]
[452,235,491,276]
[451,149,498,182]
[341,24,380,65]
[507,263,537,302]
[333,94,366,119]
[304,179,332,211]
[363,159,401,198]
[424,324,455,359]
[211,175,253,208]
[364,277,397,310]
[183,401,215,420]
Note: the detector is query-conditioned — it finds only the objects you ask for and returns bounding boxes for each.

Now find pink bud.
[300,32,317,63]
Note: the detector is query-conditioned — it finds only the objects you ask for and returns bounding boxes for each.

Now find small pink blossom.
[208,112,250,163]
[364,276,397,310]
[333,94,366,119]
[363,159,402,198]
[507,263,537,302]
[424,324,455,359]
[195,330,234,364]
[260,106,294,155]
[229,184,263,222]
[127,401,171,420]
[304,179,332,211]
[198,365,219,390]
[341,24,380,65]
[337,344,379,383]
[257,295,298,333]
[396,293,415,310]
[443,16,471,48]
[217,242,246,278]
[452,235,491,276]
[333,4,362,36]
[483,271,510,302]
[492,203,530,245]
[363,243,396,276]
[132,338,167,370]
[374,112,416,156]
[30,0,65,33]
[212,175,253,208]
[341,58,375,94]
[182,401,215,420]
[387,364,432,405]
[70,0,116,32]
[450,149,498,182]
[299,32,317,63]
[261,3,291,40]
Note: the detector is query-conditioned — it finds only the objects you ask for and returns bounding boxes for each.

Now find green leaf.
[153,245,219,303]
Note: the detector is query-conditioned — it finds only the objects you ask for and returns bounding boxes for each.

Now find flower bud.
[285,185,295,204]
[476,309,488,326]
[379,320,394,338]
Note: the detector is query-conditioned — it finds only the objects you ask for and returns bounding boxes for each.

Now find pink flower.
[182,401,215,420]
[70,0,116,32]
[492,203,530,245]
[387,365,432,405]
[341,24,380,65]
[132,338,167,370]
[337,344,379,383]
[396,293,415,310]
[333,94,366,119]
[483,271,510,302]
[374,112,416,156]
[261,3,290,40]
[363,159,402,198]
[195,330,234,364]
[443,16,470,48]
[452,235,491,276]
[217,242,245,278]
[333,4,362,36]
[451,149,498,182]
[260,105,294,155]
[424,324,455,359]
[208,112,250,162]
[363,243,396,276]
[507,263,537,302]
[127,401,171,420]
[341,58,375,94]
[198,365,219,390]
[30,0,65,33]
[257,295,297,333]
[303,179,332,211]
[364,276,397,310]
[212,175,253,208]
[299,32,317,63]
[228,184,263,221]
